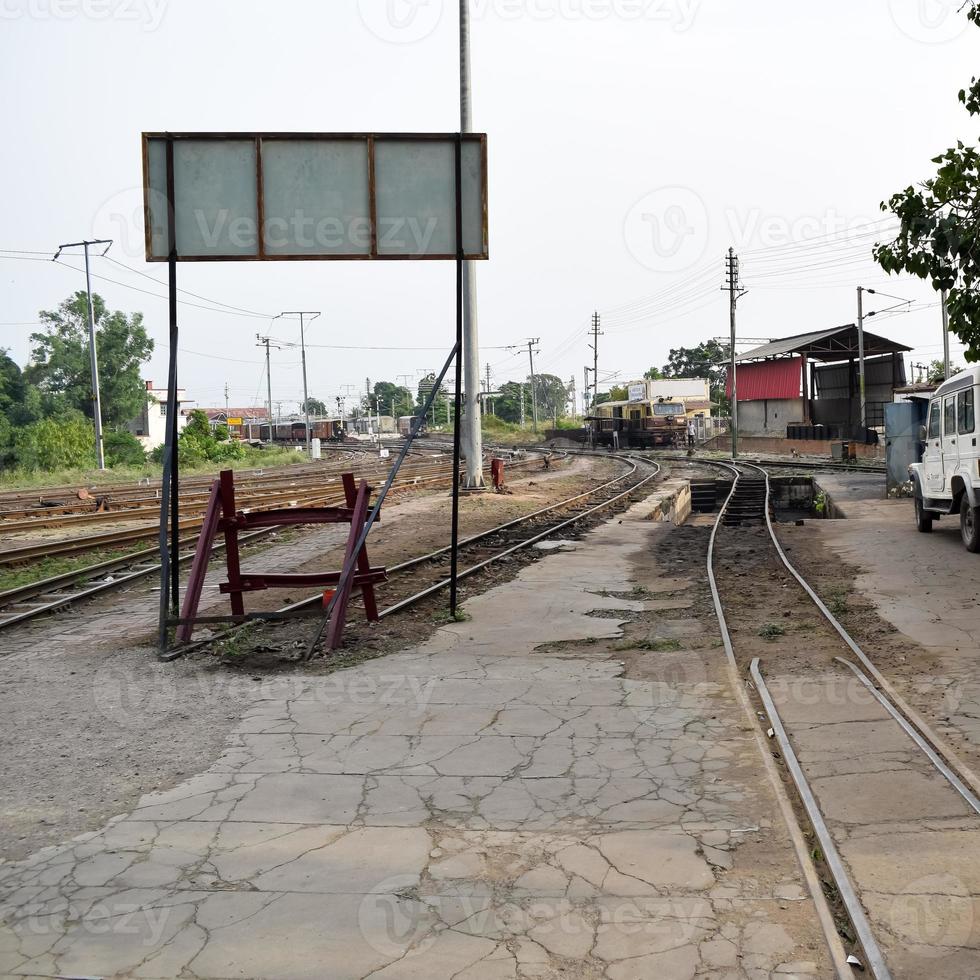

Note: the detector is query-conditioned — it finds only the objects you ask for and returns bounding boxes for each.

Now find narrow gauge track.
[0,452,449,530]
[0,453,558,631]
[702,457,980,979]
[0,455,498,566]
[175,452,662,655]
[0,446,373,516]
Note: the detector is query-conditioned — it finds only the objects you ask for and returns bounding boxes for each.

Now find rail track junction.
[0,447,976,979]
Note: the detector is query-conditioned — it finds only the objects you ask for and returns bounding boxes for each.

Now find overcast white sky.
[1,0,976,413]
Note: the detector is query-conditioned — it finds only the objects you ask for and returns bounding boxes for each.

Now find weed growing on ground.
[614,638,682,653]
[758,623,786,640]
[0,544,152,592]
[826,587,849,617]
[433,608,472,625]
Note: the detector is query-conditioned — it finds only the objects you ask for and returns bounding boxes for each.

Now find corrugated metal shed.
[726,356,803,400]
[736,325,911,363]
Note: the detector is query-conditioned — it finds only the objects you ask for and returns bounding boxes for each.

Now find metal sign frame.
[141,132,488,262]
[151,131,480,658]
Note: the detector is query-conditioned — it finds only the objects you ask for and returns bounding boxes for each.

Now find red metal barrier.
[175,469,385,649]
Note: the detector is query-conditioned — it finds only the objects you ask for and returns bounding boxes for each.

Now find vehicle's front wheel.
[961,497,980,552]
[915,495,933,533]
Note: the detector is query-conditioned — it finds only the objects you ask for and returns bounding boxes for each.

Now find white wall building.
[127,380,188,452]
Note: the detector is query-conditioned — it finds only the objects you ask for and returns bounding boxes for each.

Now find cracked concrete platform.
[0,491,830,979]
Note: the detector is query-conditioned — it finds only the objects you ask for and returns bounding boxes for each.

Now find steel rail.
[0,457,532,567]
[750,658,893,980]
[173,453,659,655]
[0,454,555,630]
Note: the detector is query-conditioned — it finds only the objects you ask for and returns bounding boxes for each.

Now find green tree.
[643,366,664,381]
[15,413,96,472]
[492,381,526,424]
[875,4,980,360]
[595,385,629,406]
[925,359,964,385]
[531,373,569,422]
[662,340,731,409]
[104,430,147,467]
[369,381,413,417]
[414,373,451,426]
[302,397,327,416]
[27,292,154,427]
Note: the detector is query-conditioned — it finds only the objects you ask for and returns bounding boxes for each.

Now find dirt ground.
[0,454,637,862]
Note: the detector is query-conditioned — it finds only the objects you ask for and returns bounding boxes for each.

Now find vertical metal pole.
[299,312,311,458]
[528,340,539,433]
[169,246,179,616]
[857,286,866,428]
[459,0,485,488]
[941,289,951,381]
[158,138,179,652]
[450,134,465,616]
[83,243,106,470]
[729,248,738,459]
[265,339,273,432]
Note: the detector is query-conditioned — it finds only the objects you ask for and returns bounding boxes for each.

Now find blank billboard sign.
[143,133,488,262]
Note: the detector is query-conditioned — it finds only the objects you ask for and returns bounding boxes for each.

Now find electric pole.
[724,249,747,458]
[256,334,279,433]
[589,313,602,414]
[274,312,320,458]
[941,289,951,381]
[224,382,229,416]
[584,366,592,416]
[520,384,526,428]
[459,0,484,488]
[485,362,493,415]
[53,239,112,469]
[526,338,540,432]
[856,286,867,428]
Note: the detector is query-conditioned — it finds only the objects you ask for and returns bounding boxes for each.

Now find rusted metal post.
[176,479,222,644]
[219,470,245,617]
[326,480,371,649]
[342,473,379,622]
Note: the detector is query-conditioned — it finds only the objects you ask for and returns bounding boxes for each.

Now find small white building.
[127,380,188,452]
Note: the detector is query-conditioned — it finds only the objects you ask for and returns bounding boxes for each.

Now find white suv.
[910,366,980,552]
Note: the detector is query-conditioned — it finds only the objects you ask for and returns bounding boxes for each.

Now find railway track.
[703,458,980,978]
[0,452,559,631]
[174,451,662,655]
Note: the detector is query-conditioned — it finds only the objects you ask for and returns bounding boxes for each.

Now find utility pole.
[256,335,279,430]
[459,0,484,487]
[485,363,494,415]
[856,286,867,428]
[275,312,320,458]
[224,382,230,416]
[589,313,602,414]
[520,385,526,428]
[724,249,747,459]
[941,289,951,381]
[526,338,540,432]
[53,239,112,469]
[584,367,591,416]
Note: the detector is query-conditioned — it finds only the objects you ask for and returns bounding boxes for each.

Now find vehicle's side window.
[944,397,957,436]
[958,389,976,435]
[928,401,941,439]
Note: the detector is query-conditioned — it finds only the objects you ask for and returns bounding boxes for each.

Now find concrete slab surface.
[0,489,832,979]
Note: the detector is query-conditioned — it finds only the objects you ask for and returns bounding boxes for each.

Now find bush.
[14,414,96,471]
[104,430,147,467]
